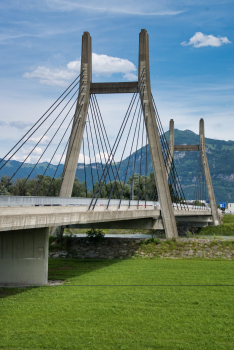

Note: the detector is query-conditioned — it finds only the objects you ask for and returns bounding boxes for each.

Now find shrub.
[86,228,105,243]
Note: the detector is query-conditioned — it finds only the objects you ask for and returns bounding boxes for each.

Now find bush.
[86,228,105,243]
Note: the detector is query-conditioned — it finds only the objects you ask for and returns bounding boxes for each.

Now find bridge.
[0,29,219,285]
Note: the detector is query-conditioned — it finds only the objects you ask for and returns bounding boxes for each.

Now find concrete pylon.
[59,32,92,198]
[50,32,92,236]
[138,29,178,239]
[199,119,219,225]
[165,119,174,178]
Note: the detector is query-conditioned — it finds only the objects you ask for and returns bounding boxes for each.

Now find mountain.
[168,129,234,204]
[1,129,234,203]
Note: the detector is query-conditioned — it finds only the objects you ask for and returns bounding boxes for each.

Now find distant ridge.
[1,129,234,203]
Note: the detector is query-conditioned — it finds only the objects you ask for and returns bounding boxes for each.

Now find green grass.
[198,214,234,236]
[0,259,234,349]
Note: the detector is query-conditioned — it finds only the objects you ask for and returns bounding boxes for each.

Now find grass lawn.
[198,214,234,236]
[0,258,234,350]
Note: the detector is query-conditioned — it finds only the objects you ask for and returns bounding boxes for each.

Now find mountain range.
[1,129,234,204]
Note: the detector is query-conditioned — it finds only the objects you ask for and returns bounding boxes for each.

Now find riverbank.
[49,236,234,260]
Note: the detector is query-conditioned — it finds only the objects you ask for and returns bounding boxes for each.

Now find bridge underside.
[0,206,212,232]
[64,215,212,230]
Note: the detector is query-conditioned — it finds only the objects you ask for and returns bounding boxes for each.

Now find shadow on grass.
[48,258,122,281]
[0,259,123,299]
[0,286,38,299]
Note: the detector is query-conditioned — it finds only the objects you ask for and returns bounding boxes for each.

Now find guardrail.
[0,196,160,208]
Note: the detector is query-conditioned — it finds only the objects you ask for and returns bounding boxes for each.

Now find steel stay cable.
[109,77,146,209]
[137,108,144,208]
[129,100,143,208]
[107,96,141,209]
[193,155,200,209]
[108,74,147,209]
[32,96,80,196]
[46,88,84,196]
[92,95,124,189]
[146,94,177,211]
[110,95,142,209]
[88,90,139,210]
[107,77,146,207]
[88,70,145,210]
[0,73,83,170]
[89,96,109,194]
[34,92,85,196]
[83,139,88,198]
[152,95,187,209]
[152,96,184,202]
[85,117,95,193]
[144,119,148,208]
[57,93,86,193]
[87,108,100,185]
[90,95,119,196]
[0,85,83,195]
[18,92,80,195]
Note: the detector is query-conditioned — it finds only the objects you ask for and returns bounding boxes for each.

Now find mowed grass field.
[0,258,234,350]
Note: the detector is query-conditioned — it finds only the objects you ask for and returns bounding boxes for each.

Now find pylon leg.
[59,32,92,197]
[138,29,178,239]
[51,32,92,236]
[199,119,219,225]
[165,119,174,178]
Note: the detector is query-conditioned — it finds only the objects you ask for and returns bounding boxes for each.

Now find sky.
[0,0,233,164]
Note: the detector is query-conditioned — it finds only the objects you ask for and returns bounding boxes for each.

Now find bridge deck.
[0,203,212,232]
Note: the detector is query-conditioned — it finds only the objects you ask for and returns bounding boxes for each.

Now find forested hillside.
[1,129,234,203]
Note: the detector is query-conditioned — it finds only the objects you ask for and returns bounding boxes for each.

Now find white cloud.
[27,135,50,145]
[0,120,33,129]
[23,66,76,87]
[45,154,66,164]
[46,0,184,16]
[24,53,137,86]
[123,72,138,81]
[22,147,43,155]
[181,32,232,48]
[94,152,114,163]
[92,53,136,77]
[78,153,90,163]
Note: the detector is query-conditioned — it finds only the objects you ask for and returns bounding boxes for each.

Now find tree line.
[0,173,182,203]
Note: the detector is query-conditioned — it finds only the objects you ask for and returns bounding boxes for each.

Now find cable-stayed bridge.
[0,29,219,285]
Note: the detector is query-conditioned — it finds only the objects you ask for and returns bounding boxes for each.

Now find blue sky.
[0,0,233,163]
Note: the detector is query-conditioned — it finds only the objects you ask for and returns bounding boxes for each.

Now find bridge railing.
[0,196,160,208]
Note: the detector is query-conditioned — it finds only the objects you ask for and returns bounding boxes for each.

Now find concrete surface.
[0,227,49,285]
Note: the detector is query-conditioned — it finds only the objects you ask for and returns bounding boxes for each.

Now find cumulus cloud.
[92,53,136,77]
[24,53,137,86]
[27,135,50,145]
[23,66,76,87]
[94,152,114,163]
[0,120,33,129]
[78,153,90,163]
[181,32,232,48]
[22,147,43,155]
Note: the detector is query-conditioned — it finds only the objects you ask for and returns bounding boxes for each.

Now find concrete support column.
[59,31,92,198]
[165,119,174,178]
[199,118,219,225]
[138,29,178,239]
[0,227,49,285]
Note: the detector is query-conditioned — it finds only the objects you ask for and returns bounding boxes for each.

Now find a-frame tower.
[58,29,179,239]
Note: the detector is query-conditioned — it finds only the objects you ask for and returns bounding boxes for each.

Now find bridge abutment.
[0,227,49,285]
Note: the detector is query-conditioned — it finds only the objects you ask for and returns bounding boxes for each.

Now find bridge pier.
[0,227,49,285]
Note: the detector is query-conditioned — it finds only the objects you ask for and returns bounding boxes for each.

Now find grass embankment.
[198,214,234,236]
[1,259,234,349]
[136,238,234,258]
